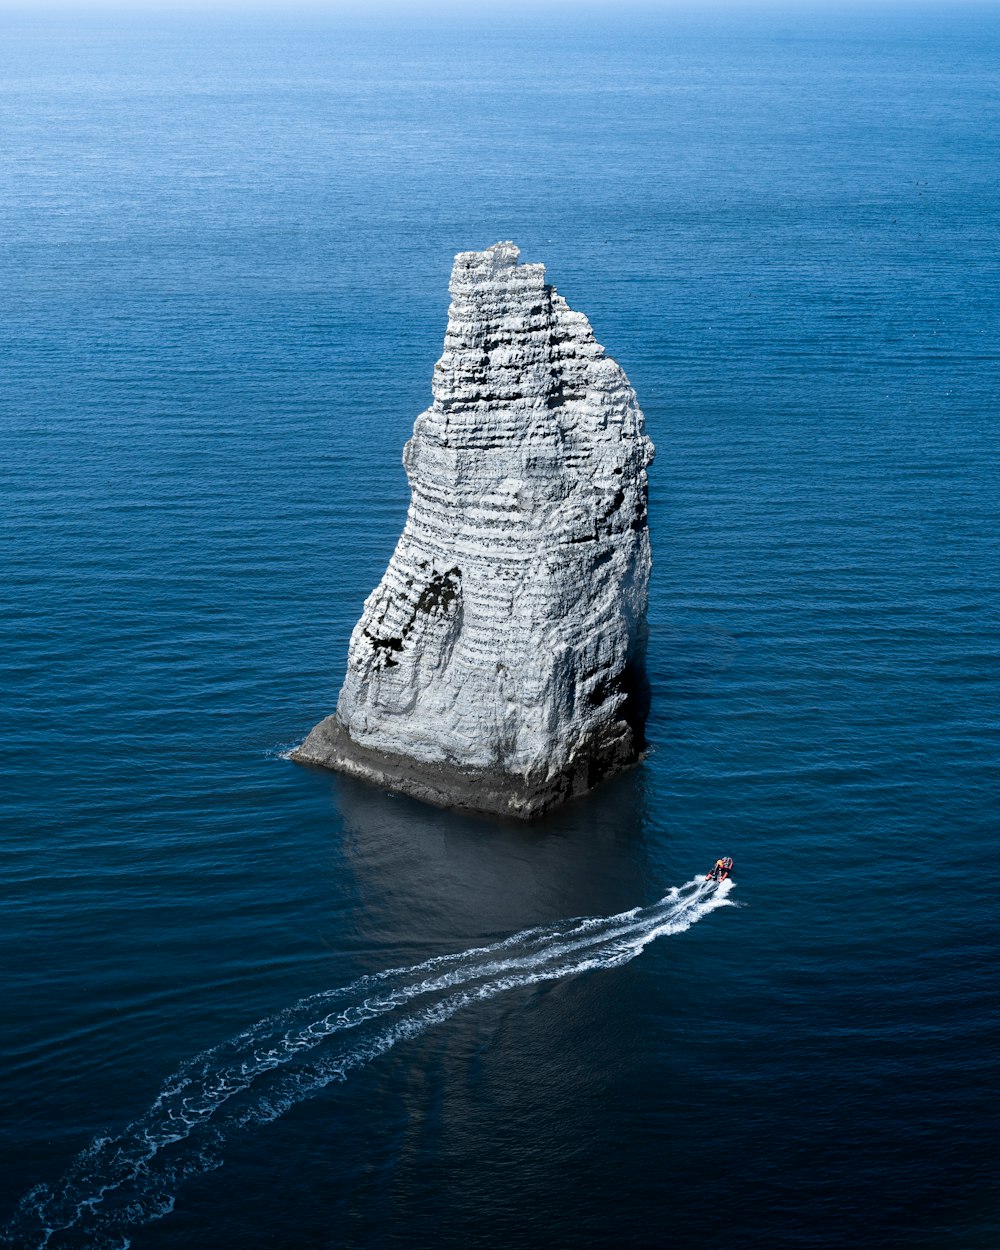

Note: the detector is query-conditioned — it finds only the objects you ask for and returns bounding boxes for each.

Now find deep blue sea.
[2,5,998,1247]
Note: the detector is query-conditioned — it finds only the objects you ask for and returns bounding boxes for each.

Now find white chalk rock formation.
[294,242,654,819]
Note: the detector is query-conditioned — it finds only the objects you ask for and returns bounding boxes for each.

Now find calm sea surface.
[2,6,998,1248]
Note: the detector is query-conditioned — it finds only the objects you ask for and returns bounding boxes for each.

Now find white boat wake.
[2,876,736,1249]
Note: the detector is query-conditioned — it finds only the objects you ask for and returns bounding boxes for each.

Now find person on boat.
[707,856,733,882]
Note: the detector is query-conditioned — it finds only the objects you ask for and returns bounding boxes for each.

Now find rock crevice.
[293,242,654,819]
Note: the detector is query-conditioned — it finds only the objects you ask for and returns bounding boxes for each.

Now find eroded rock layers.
[293,241,654,819]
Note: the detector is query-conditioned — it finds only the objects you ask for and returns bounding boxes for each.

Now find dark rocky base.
[290,715,642,821]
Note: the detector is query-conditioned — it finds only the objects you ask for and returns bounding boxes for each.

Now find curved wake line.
[2,876,735,1250]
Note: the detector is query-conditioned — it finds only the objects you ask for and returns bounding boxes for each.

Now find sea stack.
[293,242,654,819]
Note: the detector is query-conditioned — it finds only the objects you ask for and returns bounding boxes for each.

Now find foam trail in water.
[2,877,735,1249]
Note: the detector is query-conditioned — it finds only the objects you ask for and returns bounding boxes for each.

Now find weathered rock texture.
[293,241,654,819]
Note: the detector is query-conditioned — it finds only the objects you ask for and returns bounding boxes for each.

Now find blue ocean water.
[2,5,998,1247]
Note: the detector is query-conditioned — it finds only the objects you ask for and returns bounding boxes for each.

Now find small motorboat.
[706,856,734,883]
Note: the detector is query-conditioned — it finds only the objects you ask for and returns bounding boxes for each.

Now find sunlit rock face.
[293,242,654,819]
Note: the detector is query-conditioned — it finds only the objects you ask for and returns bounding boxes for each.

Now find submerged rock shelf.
[294,242,654,819]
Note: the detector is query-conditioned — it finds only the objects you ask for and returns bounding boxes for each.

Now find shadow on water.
[326,763,658,954]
